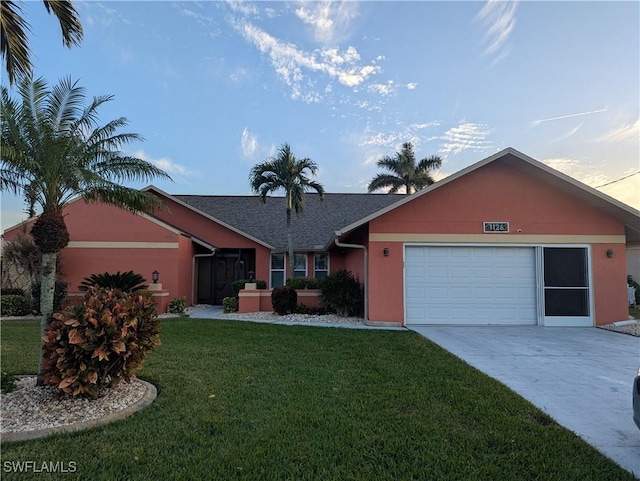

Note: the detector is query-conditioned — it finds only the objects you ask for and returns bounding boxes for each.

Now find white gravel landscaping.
[1,376,146,435]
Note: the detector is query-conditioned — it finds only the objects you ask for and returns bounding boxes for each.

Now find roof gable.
[333,148,640,244]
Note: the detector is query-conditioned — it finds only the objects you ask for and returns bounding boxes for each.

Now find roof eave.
[143,185,275,249]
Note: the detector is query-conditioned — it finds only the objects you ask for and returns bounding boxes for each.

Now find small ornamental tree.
[271,286,297,315]
[320,269,362,317]
[41,287,160,399]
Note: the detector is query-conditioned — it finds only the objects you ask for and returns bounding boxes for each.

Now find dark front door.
[197,249,255,305]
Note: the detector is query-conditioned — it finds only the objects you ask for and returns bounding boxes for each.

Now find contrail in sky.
[528,108,608,126]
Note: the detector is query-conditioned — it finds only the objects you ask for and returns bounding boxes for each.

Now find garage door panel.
[405,287,424,302]
[451,248,471,258]
[405,246,536,326]
[428,266,448,279]
[451,266,472,279]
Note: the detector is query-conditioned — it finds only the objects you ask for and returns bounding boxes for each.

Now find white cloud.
[476,0,518,65]
[240,128,259,158]
[598,175,640,209]
[180,8,213,25]
[295,1,359,44]
[80,2,129,28]
[595,119,640,143]
[551,125,581,142]
[225,0,260,17]
[528,108,608,127]
[439,122,493,155]
[233,20,380,102]
[134,150,193,177]
[406,82,418,90]
[367,81,396,96]
[543,157,640,209]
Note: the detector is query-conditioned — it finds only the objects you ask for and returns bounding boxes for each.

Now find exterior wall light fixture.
[606,249,614,258]
[152,270,160,283]
[383,248,390,257]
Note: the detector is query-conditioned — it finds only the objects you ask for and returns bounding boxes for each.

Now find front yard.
[1,318,634,480]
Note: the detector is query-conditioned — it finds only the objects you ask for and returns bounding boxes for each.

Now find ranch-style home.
[4,148,639,327]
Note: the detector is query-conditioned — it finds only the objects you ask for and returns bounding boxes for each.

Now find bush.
[286,277,320,290]
[295,303,325,315]
[168,296,186,315]
[31,280,68,314]
[231,279,267,297]
[41,288,160,399]
[0,294,29,316]
[271,286,297,315]
[223,296,238,313]
[320,269,362,317]
[79,271,147,293]
[0,287,25,297]
[629,276,640,304]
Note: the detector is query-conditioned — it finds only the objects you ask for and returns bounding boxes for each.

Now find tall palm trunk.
[36,251,57,385]
[286,207,294,281]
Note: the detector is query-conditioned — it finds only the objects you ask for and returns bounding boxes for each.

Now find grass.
[1,317,635,480]
[630,306,640,319]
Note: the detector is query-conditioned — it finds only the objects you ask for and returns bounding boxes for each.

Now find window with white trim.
[270,253,285,288]
[293,253,307,278]
[314,253,329,279]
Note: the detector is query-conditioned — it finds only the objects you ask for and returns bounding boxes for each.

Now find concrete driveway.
[410,326,640,476]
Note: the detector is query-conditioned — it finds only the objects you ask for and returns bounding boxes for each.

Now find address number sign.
[483,222,509,233]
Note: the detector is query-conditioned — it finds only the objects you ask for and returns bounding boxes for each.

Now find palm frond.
[2,1,83,85]
[0,1,31,84]
[367,173,405,193]
[1,77,172,215]
[47,76,85,132]
[417,155,442,172]
[42,0,83,48]
[368,142,442,194]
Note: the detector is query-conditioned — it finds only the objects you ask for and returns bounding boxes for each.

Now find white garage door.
[405,246,537,325]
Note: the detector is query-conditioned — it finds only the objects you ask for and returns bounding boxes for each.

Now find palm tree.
[1,1,83,85]
[367,142,442,194]
[249,143,325,277]
[1,76,171,382]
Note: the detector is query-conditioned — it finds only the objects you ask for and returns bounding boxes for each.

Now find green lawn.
[1,318,634,480]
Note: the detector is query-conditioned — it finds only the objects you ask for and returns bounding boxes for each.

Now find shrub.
[0,294,29,316]
[1,287,25,297]
[41,288,160,399]
[231,279,267,297]
[629,275,640,304]
[271,286,297,315]
[286,277,320,290]
[319,269,362,317]
[31,280,68,314]
[295,303,324,315]
[223,296,238,313]
[168,296,186,315]
[79,271,147,293]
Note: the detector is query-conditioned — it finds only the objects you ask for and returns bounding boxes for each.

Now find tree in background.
[367,142,442,194]
[1,0,83,84]
[249,143,325,277]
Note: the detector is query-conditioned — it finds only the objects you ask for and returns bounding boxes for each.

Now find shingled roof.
[172,193,404,250]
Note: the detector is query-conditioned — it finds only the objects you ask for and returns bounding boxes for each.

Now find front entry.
[197,249,255,305]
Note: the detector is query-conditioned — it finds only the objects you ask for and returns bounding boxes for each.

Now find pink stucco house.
[4,148,639,327]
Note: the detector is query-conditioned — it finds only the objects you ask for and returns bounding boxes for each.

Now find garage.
[405,246,537,325]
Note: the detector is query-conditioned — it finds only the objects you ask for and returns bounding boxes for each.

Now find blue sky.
[1,0,639,231]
